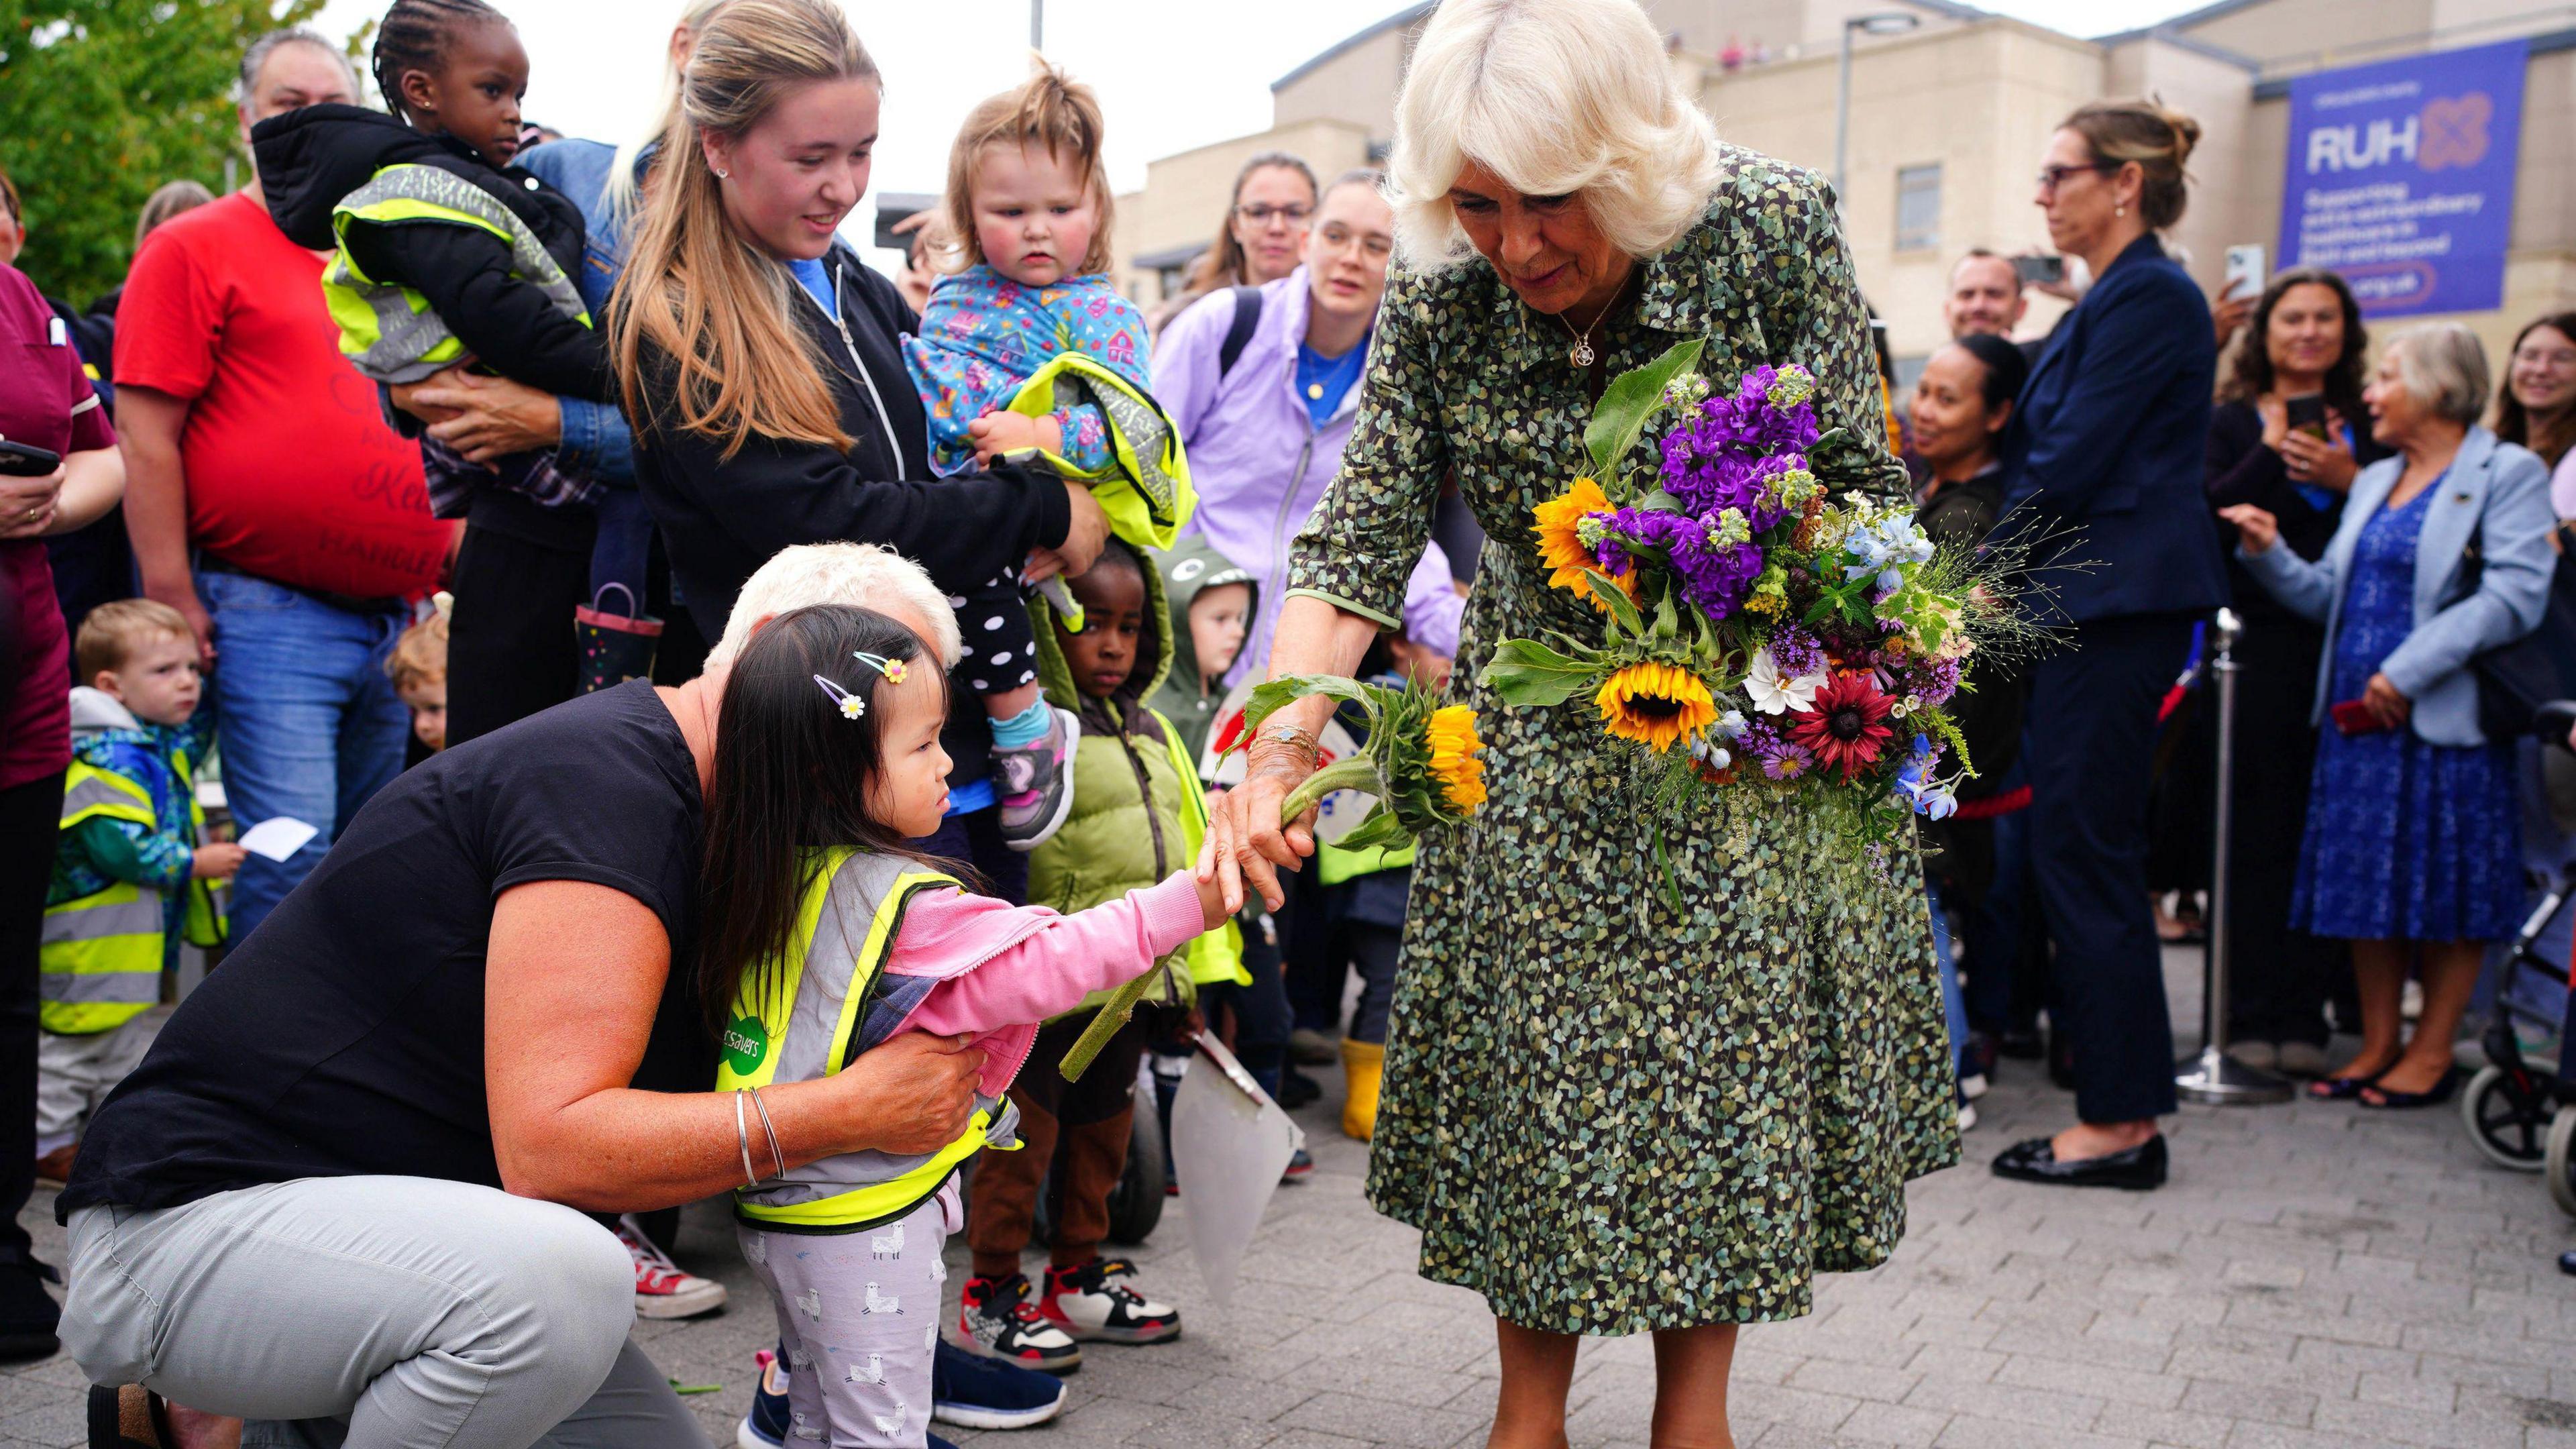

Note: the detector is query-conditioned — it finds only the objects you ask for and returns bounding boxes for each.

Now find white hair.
[2385,322,2491,428]
[708,543,961,674]
[1384,0,1723,270]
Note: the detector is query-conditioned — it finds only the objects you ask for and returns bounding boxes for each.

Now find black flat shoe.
[2358,1067,2462,1110]
[2306,1069,2388,1101]
[1990,1134,2167,1190]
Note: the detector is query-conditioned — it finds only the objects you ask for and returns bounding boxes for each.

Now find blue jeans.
[1928,877,1966,1079]
[199,571,413,945]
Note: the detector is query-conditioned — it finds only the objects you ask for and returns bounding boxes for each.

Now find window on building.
[1894,164,1941,254]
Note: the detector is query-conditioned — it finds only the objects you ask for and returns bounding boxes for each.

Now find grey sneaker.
[996,706,1079,852]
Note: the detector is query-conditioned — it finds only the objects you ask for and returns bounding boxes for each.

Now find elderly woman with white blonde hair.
[1200,0,1957,1441]
[2223,322,2553,1113]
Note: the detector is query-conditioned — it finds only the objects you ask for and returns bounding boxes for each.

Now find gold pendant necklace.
[1559,309,1601,369]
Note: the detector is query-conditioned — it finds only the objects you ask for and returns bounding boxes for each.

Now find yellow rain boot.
[1340,1039,1385,1142]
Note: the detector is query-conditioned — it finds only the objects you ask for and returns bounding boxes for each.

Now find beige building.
[1122,0,2576,376]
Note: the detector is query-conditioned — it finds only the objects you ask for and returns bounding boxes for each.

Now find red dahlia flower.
[1784,672,1896,782]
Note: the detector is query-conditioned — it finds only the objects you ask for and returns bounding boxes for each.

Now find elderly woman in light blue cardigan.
[2222,321,2554,1112]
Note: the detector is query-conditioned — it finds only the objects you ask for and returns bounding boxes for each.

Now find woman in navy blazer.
[1988,101,2229,1191]
[2224,323,2554,1110]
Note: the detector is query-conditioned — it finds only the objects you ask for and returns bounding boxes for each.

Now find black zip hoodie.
[252,103,610,403]
[629,243,1072,789]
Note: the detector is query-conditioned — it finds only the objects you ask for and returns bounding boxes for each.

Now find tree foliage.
[0,0,327,307]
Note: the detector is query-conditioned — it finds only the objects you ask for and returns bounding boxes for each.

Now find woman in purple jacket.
[1153,170,1398,687]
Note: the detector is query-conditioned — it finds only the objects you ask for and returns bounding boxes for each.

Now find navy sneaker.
[735,1346,790,1449]
[932,1336,1069,1428]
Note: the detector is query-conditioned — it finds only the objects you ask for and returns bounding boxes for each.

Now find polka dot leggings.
[950,571,1040,696]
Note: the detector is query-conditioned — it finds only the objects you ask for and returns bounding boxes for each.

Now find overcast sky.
[305,0,2210,269]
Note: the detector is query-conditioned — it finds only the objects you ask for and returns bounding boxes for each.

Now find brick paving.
[10,945,2576,1448]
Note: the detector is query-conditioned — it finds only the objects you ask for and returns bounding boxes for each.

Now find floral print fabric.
[902,266,1150,477]
[2294,482,2523,942]
[1285,147,1960,1334]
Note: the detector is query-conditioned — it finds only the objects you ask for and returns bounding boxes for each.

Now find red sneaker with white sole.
[614,1214,728,1320]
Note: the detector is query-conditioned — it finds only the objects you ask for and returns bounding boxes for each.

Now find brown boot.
[34,1142,75,1185]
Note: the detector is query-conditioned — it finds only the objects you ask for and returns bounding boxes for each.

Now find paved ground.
[10,945,2576,1448]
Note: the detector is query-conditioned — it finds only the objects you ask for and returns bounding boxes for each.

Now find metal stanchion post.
[2176,608,2293,1104]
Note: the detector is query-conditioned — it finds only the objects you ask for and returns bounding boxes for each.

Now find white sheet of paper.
[1169,1030,1301,1311]
[236,817,319,863]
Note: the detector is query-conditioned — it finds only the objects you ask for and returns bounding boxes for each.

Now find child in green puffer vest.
[955,539,1243,1368]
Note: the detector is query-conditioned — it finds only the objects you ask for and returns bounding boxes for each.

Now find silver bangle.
[733,1089,759,1188]
[747,1086,787,1179]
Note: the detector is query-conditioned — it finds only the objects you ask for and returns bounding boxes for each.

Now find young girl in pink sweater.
[698,604,1224,1447]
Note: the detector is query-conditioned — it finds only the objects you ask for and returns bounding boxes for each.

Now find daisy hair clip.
[813,651,910,722]
[851,651,908,686]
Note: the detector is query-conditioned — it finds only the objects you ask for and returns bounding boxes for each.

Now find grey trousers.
[740,1185,957,1446]
[60,1175,708,1449]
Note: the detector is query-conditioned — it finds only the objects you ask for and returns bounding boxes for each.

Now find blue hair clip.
[814,674,867,721]
[851,651,908,685]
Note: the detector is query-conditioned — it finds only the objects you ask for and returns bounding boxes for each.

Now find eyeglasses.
[1236,203,1313,228]
[2035,162,2117,197]
[1314,225,1393,262]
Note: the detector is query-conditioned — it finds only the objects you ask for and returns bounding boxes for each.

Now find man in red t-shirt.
[116,30,453,944]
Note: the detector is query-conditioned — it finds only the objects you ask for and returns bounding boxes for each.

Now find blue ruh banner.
[2277,39,2527,317]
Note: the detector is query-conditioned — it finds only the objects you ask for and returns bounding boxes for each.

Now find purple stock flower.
[1654,372,1820,526]
[1597,508,1764,621]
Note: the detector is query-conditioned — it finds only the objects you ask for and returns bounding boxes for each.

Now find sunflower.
[1424,704,1487,812]
[1783,671,1896,782]
[1594,661,1719,753]
[1530,478,1634,610]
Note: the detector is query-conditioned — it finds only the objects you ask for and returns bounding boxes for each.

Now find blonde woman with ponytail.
[615,0,1108,864]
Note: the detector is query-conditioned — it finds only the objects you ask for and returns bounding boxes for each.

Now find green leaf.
[1334,808,1413,853]
[1586,570,1647,638]
[1481,637,1603,708]
[1652,590,1678,643]
[1243,674,1376,731]
[1638,489,1686,513]
[1583,339,1706,477]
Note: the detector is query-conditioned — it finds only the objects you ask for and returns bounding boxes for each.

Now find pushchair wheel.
[2463,1065,2552,1171]
[2548,1107,2576,1218]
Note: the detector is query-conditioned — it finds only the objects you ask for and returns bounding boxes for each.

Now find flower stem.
[1060,757,1385,1081]
[1059,973,1153,1081]
[1279,757,1383,823]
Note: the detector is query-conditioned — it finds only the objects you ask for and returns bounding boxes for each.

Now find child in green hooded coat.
[956,540,1243,1371]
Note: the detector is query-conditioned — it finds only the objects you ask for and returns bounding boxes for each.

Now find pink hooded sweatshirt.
[877,871,1208,1097]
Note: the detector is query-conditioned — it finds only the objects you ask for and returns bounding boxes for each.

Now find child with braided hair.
[250,0,628,740]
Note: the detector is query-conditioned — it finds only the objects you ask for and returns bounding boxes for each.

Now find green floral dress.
[1286,147,1960,1335]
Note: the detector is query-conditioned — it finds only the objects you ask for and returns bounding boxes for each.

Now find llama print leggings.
[739,1183,961,1447]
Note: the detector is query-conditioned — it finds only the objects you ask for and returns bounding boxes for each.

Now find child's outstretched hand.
[1187,866,1233,934]
[191,843,248,880]
[967,411,1063,466]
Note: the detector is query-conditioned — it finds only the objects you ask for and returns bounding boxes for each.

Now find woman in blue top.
[2222,323,2555,1110]
[1988,100,2229,1191]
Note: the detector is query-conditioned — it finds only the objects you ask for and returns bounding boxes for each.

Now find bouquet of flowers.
[1058,676,1484,1080]
[1484,341,2041,857]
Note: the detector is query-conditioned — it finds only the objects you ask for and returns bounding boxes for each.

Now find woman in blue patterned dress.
[2222,321,2555,1110]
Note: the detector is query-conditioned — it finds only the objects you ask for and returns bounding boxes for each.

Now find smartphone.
[2224,244,2265,302]
[2013,254,2065,286]
[0,441,60,478]
[2330,699,2389,736]
[2284,392,2330,439]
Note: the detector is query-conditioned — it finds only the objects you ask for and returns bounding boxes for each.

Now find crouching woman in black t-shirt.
[54,544,983,1448]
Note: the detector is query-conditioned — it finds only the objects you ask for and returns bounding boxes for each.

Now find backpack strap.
[1216,284,1263,379]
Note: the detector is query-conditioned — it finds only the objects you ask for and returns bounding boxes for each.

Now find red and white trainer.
[1040,1258,1181,1344]
[957,1273,1083,1373]
[614,1214,728,1320]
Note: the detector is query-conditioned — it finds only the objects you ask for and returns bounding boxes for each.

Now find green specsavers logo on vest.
[722,1014,769,1076]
